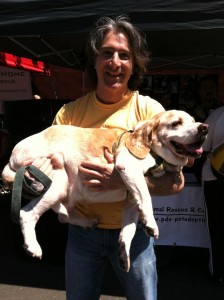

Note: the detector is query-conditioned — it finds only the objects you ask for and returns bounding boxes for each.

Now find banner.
[0,66,33,101]
[152,184,210,248]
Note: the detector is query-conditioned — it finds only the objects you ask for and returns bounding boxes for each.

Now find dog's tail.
[1,163,16,190]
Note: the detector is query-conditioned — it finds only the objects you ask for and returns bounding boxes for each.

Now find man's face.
[95,30,133,93]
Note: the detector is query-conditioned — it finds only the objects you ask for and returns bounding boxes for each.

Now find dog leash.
[11,165,52,225]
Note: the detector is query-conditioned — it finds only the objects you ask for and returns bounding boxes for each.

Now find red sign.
[0,52,51,75]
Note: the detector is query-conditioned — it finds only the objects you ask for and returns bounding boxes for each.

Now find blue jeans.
[65,224,157,300]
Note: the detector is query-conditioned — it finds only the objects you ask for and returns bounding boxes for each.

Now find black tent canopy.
[1,0,224,70]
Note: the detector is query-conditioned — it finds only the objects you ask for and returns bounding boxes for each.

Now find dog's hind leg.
[20,197,44,258]
[20,168,68,259]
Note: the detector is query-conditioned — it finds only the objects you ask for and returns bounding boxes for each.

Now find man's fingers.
[41,164,54,178]
[79,165,102,177]
[31,157,51,169]
[80,161,104,170]
[37,159,52,173]
[22,157,54,180]
[22,159,34,166]
[79,164,112,179]
[32,158,53,177]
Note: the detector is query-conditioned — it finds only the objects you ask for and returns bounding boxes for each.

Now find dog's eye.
[172,121,182,127]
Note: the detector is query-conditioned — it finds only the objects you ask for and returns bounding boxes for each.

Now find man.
[27,15,184,300]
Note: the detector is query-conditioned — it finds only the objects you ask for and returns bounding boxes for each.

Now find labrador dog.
[2,110,209,272]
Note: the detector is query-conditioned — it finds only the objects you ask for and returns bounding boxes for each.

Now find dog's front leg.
[115,148,159,239]
[20,196,44,258]
[118,199,139,272]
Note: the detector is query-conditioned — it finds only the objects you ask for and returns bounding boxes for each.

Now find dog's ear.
[126,121,153,158]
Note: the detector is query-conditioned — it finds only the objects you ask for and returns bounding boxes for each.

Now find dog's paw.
[118,241,130,272]
[144,226,159,239]
[142,221,159,239]
[23,243,43,259]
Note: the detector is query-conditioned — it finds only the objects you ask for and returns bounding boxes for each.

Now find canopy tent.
[1,0,224,70]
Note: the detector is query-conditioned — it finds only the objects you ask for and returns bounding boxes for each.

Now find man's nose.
[111,52,121,66]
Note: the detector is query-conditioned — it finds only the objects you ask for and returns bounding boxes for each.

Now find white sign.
[152,184,210,248]
[0,66,33,101]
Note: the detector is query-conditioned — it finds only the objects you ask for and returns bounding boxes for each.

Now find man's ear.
[125,122,153,159]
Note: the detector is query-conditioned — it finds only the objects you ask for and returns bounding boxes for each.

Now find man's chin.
[105,82,122,90]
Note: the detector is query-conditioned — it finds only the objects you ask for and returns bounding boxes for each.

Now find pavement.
[1,193,224,300]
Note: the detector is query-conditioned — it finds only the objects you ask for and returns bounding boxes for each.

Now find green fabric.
[11,165,52,225]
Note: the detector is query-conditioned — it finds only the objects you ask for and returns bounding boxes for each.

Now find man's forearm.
[145,171,185,196]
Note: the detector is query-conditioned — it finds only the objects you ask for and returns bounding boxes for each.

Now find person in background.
[193,75,218,122]
[201,105,224,284]
[185,75,219,182]
[26,15,186,300]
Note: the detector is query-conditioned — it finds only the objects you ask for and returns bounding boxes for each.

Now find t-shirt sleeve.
[145,96,165,119]
[52,103,74,125]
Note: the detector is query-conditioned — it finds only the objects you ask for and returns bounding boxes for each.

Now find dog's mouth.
[171,139,205,158]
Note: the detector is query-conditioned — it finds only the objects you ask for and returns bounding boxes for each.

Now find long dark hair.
[85,15,150,90]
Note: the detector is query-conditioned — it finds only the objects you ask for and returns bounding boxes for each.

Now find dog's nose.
[199,123,209,136]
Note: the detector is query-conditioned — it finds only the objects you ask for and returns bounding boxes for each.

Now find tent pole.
[82,71,85,96]
[50,71,57,99]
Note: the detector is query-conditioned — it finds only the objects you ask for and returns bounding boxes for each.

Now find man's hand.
[22,157,54,181]
[79,147,125,191]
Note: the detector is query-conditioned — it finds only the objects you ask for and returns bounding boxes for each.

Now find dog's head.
[126,110,209,166]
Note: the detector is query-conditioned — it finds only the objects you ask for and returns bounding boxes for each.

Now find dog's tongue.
[195,147,203,155]
[185,144,203,155]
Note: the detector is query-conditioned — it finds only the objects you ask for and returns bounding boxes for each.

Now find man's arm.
[145,172,184,196]
[25,149,185,196]
[79,148,184,195]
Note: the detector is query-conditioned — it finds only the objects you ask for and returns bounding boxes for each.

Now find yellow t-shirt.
[53,90,165,229]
